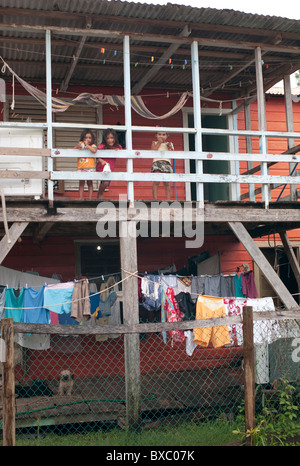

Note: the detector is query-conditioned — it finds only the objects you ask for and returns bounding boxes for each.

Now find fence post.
[120,220,141,430]
[1,318,16,446]
[243,306,255,446]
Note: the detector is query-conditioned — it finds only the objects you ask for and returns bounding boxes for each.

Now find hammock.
[1,56,191,119]
[73,92,191,119]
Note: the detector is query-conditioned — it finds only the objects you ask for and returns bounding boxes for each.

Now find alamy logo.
[291,337,300,363]
[96,198,204,248]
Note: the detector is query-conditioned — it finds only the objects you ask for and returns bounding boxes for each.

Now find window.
[75,240,120,282]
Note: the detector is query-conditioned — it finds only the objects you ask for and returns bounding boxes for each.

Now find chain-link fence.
[1,310,300,446]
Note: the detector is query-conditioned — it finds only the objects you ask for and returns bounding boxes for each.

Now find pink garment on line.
[164,287,185,344]
[241,271,257,298]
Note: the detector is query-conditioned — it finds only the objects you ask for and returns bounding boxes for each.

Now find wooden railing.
[0,128,300,208]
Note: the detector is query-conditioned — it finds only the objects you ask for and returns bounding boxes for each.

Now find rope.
[3,271,135,310]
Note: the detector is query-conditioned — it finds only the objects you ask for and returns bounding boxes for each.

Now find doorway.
[254,247,299,306]
[188,113,229,201]
[75,240,121,283]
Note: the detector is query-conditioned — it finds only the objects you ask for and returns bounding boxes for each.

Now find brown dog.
[58,370,74,396]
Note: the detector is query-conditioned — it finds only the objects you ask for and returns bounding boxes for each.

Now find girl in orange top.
[74,129,97,199]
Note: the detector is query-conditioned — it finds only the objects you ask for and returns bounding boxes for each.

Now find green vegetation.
[233,377,300,446]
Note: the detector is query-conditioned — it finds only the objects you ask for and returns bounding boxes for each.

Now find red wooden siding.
[237,95,300,241]
[2,235,251,283]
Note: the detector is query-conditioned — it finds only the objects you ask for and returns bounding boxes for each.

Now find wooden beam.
[279,230,300,289]
[60,35,88,92]
[120,221,141,431]
[284,74,297,201]
[0,171,49,179]
[243,306,255,446]
[0,148,50,156]
[1,318,16,446]
[240,144,300,200]
[132,25,191,95]
[33,222,55,244]
[2,7,300,42]
[228,221,299,310]
[0,222,29,264]
[1,22,300,55]
[11,308,300,336]
[1,204,300,224]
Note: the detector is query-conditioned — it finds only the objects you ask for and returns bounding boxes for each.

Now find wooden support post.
[120,221,141,430]
[243,306,255,446]
[283,75,297,201]
[229,221,299,310]
[0,222,29,264]
[255,46,269,208]
[1,318,15,446]
[244,101,255,201]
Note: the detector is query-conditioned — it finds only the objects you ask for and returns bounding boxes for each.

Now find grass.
[14,419,239,447]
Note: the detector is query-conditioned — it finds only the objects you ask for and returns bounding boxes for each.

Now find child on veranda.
[74,129,97,199]
[151,130,174,201]
[96,128,122,199]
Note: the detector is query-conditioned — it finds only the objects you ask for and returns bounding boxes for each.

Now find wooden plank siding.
[237,95,300,241]
[1,235,250,283]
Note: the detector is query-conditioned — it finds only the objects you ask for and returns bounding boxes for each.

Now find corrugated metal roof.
[0,0,299,97]
[267,86,300,96]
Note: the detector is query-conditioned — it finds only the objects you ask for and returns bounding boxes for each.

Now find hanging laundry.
[193,295,231,348]
[44,282,74,314]
[204,274,221,297]
[0,264,59,289]
[223,297,247,346]
[92,291,117,318]
[174,291,196,321]
[22,285,50,324]
[5,287,25,322]
[0,286,6,320]
[14,333,51,350]
[164,287,185,344]
[185,330,197,356]
[89,291,100,316]
[223,296,278,346]
[241,271,257,298]
[107,276,121,338]
[191,276,205,302]
[15,287,51,349]
[71,280,91,323]
[220,274,235,298]
[142,275,161,312]
[234,273,245,298]
[58,312,79,325]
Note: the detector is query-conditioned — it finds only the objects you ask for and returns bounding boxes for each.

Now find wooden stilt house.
[0,0,300,430]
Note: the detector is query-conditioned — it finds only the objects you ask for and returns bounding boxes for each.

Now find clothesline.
[2,267,299,311]
[2,271,135,310]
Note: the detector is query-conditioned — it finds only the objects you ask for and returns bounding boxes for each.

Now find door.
[188,113,229,201]
[254,247,299,306]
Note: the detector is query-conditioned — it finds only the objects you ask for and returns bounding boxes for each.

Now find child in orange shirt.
[74,129,97,199]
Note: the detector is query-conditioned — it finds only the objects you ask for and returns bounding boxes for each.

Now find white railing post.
[255,47,269,208]
[191,40,204,205]
[46,29,54,206]
[123,35,134,205]
[230,100,240,201]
